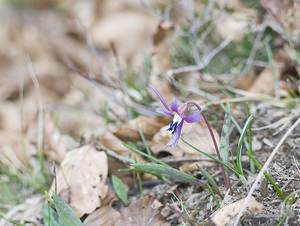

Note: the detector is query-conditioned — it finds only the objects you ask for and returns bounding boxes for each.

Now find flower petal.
[184,111,202,123]
[149,85,170,110]
[164,122,183,152]
[171,98,178,112]
[156,108,173,118]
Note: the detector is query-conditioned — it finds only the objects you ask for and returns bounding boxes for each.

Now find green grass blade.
[136,122,152,156]
[265,39,280,99]
[111,175,127,204]
[0,213,24,226]
[277,195,296,226]
[130,163,209,190]
[196,164,221,196]
[220,103,250,151]
[42,204,63,226]
[236,115,253,175]
[246,103,255,173]
[52,194,83,226]
[246,151,285,200]
[220,110,231,163]
[206,184,221,209]
[182,138,239,176]
[122,142,169,167]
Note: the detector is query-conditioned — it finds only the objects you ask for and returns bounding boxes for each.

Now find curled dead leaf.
[50,145,108,217]
[212,196,263,226]
[115,196,169,226]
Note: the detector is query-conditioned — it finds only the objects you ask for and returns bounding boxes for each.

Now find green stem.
[182,138,239,176]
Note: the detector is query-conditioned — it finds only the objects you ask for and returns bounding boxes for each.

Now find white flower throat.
[167,113,182,134]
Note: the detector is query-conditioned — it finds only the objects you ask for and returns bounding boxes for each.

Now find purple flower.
[150,85,202,152]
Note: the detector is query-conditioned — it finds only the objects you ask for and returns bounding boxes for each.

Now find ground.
[0,0,300,226]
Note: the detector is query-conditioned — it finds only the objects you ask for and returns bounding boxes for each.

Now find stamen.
[167,121,174,131]
[172,122,178,134]
[167,113,182,134]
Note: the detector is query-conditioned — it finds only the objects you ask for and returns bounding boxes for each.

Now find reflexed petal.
[156,108,173,118]
[149,85,170,110]
[171,98,178,112]
[184,110,202,123]
[164,122,183,152]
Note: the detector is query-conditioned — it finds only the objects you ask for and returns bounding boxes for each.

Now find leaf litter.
[0,0,300,225]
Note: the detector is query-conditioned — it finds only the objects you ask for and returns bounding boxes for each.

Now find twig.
[168,37,232,75]
[233,117,300,226]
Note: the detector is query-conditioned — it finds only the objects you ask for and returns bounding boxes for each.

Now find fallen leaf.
[235,68,257,90]
[50,145,108,217]
[150,122,219,158]
[114,115,171,140]
[92,6,157,67]
[248,50,287,95]
[212,196,263,226]
[115,196,169,226]
[84,205,120,226]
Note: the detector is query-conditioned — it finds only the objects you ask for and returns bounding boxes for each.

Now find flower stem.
[187,101,231,192]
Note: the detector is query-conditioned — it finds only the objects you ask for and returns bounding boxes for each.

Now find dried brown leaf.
[115,196,169,226]
[84,205,120,226]
[114,115,171,140]
[92,8,157,67]
[212,196,263,226]
[50,145,108,217]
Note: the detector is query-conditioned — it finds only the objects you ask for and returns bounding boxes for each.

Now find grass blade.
[182,138,239,176]
[246,151,285,200]
[220,110,231,163]
[112,175,127,204]
[52,194,83,226]
[236,115,253,175]
[246,103,255,173]
[122,142,168,167]
[130,163,209,190]
[265,38,280,99]
[42,204,63,226]
[206,184,221,209]
[196,164,221,197]
[136,122,152,156]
